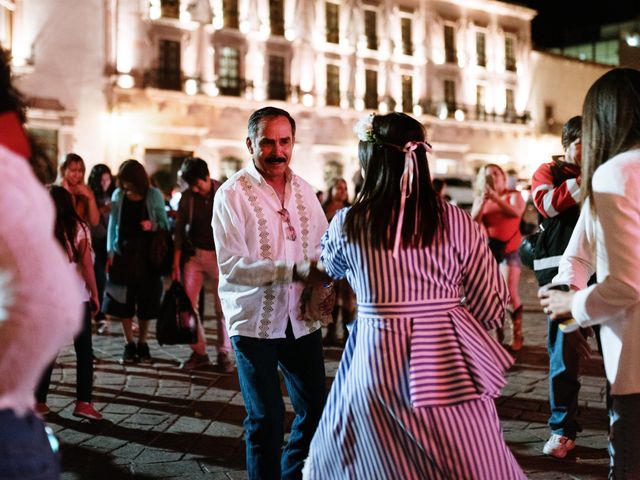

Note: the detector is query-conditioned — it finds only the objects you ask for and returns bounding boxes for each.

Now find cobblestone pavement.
[43,268,609,479]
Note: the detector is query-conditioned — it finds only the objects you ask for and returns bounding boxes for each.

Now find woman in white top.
[540,67,640,478]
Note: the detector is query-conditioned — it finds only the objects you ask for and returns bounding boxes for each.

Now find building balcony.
[422,100,530,125]
[144,68,182,91]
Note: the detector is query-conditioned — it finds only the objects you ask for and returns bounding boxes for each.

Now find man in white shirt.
[212,107,329,480]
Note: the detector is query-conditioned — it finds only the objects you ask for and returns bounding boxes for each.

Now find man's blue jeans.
[609,393,640,479]
[232,324,326,480]
[547,317,581,438]
[0,410,59,479]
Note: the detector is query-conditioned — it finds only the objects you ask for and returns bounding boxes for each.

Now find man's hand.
[539,288,575,320]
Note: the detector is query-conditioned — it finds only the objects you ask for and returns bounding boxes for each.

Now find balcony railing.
[144,68,182,91]
[422,100,530,124]
[216,78,252,97]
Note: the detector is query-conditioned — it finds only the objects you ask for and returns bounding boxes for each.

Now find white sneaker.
[543,434,576,459]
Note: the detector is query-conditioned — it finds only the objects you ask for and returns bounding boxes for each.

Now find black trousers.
[36,302,93,403]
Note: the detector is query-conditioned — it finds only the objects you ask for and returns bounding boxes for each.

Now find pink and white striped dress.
[304,201,525,479]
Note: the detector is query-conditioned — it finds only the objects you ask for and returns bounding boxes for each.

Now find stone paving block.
[102,403,140,414]
[81,435,129,452]
[519,411,551,424]
[123,412,172,426]
[135,447,184,464]
[204,421,244,439]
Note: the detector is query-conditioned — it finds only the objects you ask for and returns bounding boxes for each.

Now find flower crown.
[354,113,376,143]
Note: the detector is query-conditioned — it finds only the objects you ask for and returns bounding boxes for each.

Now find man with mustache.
[212,107,330,479]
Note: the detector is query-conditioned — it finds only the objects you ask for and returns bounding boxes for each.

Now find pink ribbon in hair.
[392,140,433,259]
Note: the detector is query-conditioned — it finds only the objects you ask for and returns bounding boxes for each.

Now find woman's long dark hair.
[88,163,115,198]
[118,159,150,197]
[582,68,640,212]
[344,112,442,249]
[50,185,88,262]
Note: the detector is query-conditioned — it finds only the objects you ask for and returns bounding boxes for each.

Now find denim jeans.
[609,393,640,479]
[547,316,581,438]
[232,324,326,480]
[0,410,59,479]
[36,302,93,403]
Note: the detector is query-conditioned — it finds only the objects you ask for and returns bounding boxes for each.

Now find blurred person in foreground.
[303,112,523,479]
[0,47,83,479]
[540,67,640,479]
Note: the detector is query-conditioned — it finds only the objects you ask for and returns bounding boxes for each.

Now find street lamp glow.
[185,79,198,96]
[413,104,423,116]
[454,109,465,121]
[302,93,314,107]
[117,74,135,89]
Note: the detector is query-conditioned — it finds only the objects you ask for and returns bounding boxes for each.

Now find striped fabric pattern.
[304,201,523,479]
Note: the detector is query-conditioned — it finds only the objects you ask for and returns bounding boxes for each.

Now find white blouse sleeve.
[572,161,640,326]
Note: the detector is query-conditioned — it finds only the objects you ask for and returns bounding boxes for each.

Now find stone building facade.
[3,0,610,192]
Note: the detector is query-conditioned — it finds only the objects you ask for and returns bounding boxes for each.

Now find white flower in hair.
[354,113,376,142]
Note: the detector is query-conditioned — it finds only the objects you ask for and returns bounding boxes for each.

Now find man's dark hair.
[247,106,296,142]
[179,157,209,186]
[561,116,582,151]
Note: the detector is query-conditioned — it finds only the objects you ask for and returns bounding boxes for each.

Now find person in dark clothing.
[172,157,232,372]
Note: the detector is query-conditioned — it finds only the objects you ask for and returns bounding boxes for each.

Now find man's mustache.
[265,156,287,164]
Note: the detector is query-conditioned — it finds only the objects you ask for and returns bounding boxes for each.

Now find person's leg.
[35,364,55,405]
[277,324,326,480]
[136,276,163,361]
[546,317,581,455]
[232,335,285,480]
[183,252,207,356]
[505,255,523,350]
[74,303,93,402]
[609,393,640,479]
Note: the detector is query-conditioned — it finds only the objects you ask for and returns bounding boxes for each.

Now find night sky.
[506,1,640,48]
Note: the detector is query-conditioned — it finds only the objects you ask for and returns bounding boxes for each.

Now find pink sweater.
[0,144,83,415]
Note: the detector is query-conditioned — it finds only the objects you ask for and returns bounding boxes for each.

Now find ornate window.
[476,32,486,67]
[505,36,516,71]
[270,0,284,36]
[224,0,239,29]
[325,2,339,44]
[364,9,377,50]
[326,64,340,107]
[444,25,456,64]
[364,70,378,110]
[268,55,286,100]
[401,17,413,56]
[505,88,515,115]
[444,79,456,113]
[402,75,413,113]
[157,39,181,90]
[160,0,179,19]
[218,46,241,96]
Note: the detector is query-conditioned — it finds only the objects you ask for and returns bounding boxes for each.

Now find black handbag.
[518,231,539,270]
[156,281,198,345]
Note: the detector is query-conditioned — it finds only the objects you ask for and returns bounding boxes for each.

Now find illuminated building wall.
[9,0,610,190]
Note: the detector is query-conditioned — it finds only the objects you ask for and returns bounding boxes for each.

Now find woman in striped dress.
[303,112,525,479]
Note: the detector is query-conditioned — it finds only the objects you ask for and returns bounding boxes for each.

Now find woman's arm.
[78,235,99,314]
[487,190,525,218]
[470,196,485,222]
[571,163,640,326]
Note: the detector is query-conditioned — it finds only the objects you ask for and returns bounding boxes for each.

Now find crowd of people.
[1,39,639,479]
